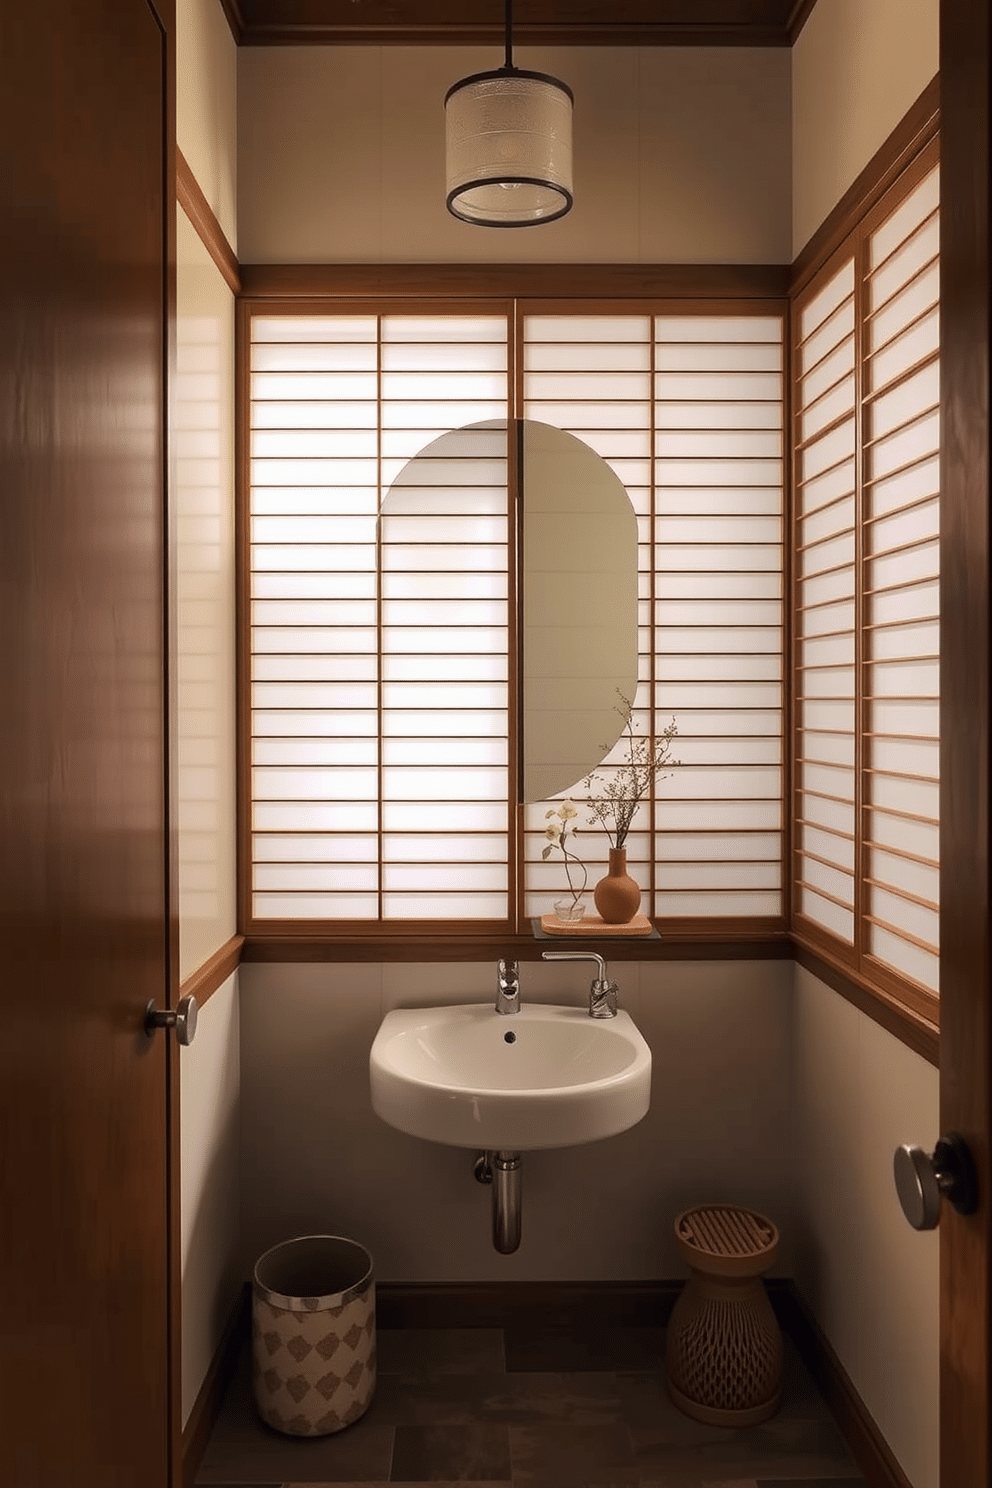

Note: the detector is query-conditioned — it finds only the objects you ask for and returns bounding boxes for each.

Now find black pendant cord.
[504,0,515,71]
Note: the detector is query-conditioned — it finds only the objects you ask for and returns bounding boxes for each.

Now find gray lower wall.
[791,966,939,1488]
[238,958,794,1283]
[212,954,942,1488]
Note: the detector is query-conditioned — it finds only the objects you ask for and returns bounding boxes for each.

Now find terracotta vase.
[593,847,641,924]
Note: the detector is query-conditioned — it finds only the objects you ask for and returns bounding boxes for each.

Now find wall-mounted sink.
[369,1002,651,1152]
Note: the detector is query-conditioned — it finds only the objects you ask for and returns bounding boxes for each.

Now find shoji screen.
[522,310,785,920]
[794,259,858,943]
[863,164,940,998]
[792,150,940,1013]
[247,311,510,922]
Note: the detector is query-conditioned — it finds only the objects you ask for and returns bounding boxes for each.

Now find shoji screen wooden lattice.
[521,309,785,923]
[793,148,940,1016]
[246,311,511,923]
[245,302,786,933]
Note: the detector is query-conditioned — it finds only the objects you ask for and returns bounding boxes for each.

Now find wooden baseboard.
[181,1284,250,1488]
[376,1278,684,1330]
[776,1284,914,1488]
[179,1277,909,1488]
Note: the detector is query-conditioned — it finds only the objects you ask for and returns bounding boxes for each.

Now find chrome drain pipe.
[476,1150,523,1253]
[492,1151,522,1253]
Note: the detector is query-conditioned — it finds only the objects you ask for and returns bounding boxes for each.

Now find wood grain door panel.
[0,1,172,1483]
[940,3,992,1483]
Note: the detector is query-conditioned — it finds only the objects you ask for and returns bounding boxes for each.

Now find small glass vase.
[553,897,587,924]
[593,847,641,924]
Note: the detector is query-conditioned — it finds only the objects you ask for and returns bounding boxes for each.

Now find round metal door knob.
[893,1132,978,1230]
[144,994,198,1047]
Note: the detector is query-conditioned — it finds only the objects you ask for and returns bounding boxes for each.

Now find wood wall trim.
[180,1284,248,1488]
[235,298,253,942]
[217,0,243,45]
[231,1,806,50]
[236,928,936,1062]
[176,149,240,296]
[792,935,939,1067]
[238,262,791,301]
[779,1286,915,1488]
[239,929,793,965]
[178,934,244,1010]
[239,23,793,47]
[790,74,940,299]
[786,0,819,43]
[377,1279,685,1330]
[223,0,823,50]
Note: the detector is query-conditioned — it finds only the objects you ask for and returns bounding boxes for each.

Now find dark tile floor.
[195,1323,868,1488]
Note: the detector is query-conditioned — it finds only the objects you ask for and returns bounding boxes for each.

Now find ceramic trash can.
[252,1234,376,1436]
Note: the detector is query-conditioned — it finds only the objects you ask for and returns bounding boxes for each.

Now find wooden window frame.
[790,136,941,1042]
[229,81,941,1068]
[236,284,790,965]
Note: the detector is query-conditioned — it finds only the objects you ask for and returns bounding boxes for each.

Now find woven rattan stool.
[666,1204,783,1427]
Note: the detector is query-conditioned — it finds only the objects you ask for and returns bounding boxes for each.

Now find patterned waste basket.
[252,1234,376,1436]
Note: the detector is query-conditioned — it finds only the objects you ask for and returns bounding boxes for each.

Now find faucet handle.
[497,958,519,991]
[589,978,619,1019]
[496,958,520,1015]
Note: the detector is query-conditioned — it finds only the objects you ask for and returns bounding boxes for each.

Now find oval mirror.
[380,420,638,803]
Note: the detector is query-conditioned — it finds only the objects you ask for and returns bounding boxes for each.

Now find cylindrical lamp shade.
[445,69,573,227]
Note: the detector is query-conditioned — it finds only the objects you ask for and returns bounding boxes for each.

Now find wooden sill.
[791,935,939,1067]
[182,925,937,1066]
[239,924,793,965]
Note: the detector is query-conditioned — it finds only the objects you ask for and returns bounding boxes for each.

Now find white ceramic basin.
[369,1002,651,1151]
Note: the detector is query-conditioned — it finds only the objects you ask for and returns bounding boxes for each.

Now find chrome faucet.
[495,958,520,1015]
[541,950,619,1018]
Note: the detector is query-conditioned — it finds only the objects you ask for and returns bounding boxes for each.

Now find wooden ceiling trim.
[217,0,244,44]
[238,261,791,299]
[786,0,818,43]
[237,24,791,48]
[224,1,817,48]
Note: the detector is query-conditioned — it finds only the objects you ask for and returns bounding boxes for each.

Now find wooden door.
[0,1,175,1484]
[941,3,992,1485]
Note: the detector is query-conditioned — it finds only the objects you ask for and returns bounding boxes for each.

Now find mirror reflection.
[380,419,638,804]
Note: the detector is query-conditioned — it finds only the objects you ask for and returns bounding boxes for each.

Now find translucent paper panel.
[864,164,940,993]
[520,311,785,920]
[795,258,858,943]
[248,312,510,921]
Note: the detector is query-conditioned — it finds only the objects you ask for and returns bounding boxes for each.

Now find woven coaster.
[539,912,654,937]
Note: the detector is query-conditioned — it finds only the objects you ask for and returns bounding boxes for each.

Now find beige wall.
[792,0,938,255]
[176,208,238,983]
[239,959,794,1282]
[178,0,238,251]
[176,210,242,1428]
[178,21,944,1480]
[237,46,791,264]
[791,12,941,1485]
[176,0,242,1430]
[179,973,242,1427]
[792,967,939,1488]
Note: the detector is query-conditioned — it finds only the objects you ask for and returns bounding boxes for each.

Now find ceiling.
[219,0,820,48]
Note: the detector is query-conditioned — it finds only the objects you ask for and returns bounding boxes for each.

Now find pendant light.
[444,0,573,227]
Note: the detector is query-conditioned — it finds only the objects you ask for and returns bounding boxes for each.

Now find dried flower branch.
[583,692,679,850]
[541,800,588,909]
